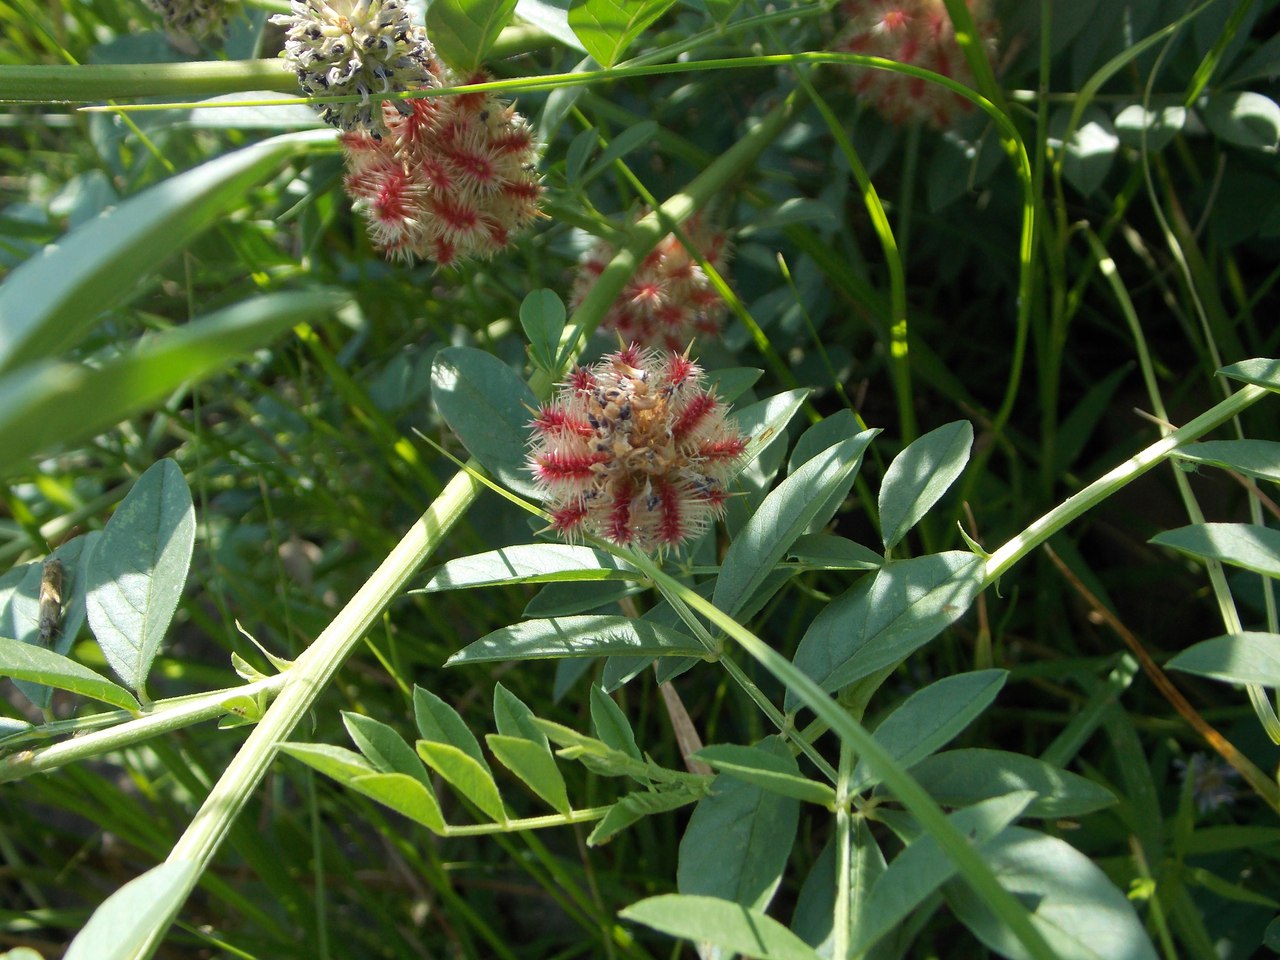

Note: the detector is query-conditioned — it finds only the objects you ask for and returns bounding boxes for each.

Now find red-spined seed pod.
[571,215,732,352]
[528,346,748,554]
[338,68,542,267]
[833,0,998,129]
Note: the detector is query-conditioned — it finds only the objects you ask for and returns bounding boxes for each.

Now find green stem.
[114,96,796,960]
[441,805,613,837]
[982,383,1273,586]
[651,569,1059,960]
[131,468,484,960]
[0,59,297,102]
[0,674,287,783]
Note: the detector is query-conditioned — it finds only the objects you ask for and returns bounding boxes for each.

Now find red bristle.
[534,450,607,480]
[656,482,685,544]
[671,393,717,440]
[607,486,634,544]
[700,436,748,460]
[551,503,589,532]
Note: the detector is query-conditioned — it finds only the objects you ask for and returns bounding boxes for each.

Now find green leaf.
[280,742,377,781]
[879,421,973,551]
[0,290,347,479]
[908,749,1117,818]
[677,737,798,911]
[1218,357,1280,390]
[590,684,642,762]
[1173,440,1280,483]
[730,387,810,471]
[447,614,706,665]
[567,0,677,67]
[86,459,195,695]
[342,712,433,789]
[349,772,447,833]
[538,719,705,797]
[851,670,1007,793]
[944,827,1158,960]
[0,636,139,711]
[713,431,877,619]
[64,861,201,960]
[793,827,890,959]
[519,288,566,372]
[524,579,645,617]
[788,409,860,474]
[0,129,333,375]
[705,367,763,404]
[419,544,641,593]
[620,894,821,960]
[417,740,507,822]
[427,0,518,73]
[1166,632,1280,686]
[694,743,836,807]
[853,792,1036,955]
[430,346,540,498]
[1150,522,1280,578]
[788,533,883,571]
[787,552,984,711]
[1050,104,1118,197]
[487,733,571,814]
[412,685,491,774]
[1202,91,1280,151]
[2,533,98,709]
[513,0,585,51]
[1114,102,1187,151]
[493,682,549,746]
[588,785,706,845]
[581,120,659,185]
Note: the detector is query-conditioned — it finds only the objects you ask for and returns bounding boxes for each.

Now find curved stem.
[982,384,1272,586]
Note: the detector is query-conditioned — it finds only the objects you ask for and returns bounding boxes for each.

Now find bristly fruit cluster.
[528,345,748,554]
[145,0,237,39]
[571,217,731,352]
[341,69,543,266]
[271,0,436,136]
[833,0,998,129]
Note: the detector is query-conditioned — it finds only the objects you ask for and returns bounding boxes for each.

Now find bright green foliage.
[86,460,194,697]
[1,1,1278,958]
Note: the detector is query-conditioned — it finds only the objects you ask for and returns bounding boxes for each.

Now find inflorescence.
[528,345,748,554]
[271,0,436,136]
[571,217,731,352]
[833,0,998,129]
[341,70,543,266]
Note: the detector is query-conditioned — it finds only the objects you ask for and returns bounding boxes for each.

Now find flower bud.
[528,346,747,553]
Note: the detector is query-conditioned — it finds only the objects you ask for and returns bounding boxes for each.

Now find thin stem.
[983,384,1272,586]
[441,806,613,837]
[0,674,287,782]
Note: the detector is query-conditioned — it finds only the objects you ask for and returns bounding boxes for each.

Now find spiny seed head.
[833,0,998,129]
[572,216,731,352]
[271,0,436,136]
[341,68,542,266]
[528,346,748,554]
[145,0,237,39]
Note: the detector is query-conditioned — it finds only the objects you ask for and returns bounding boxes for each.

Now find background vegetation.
[0,0,1278,957]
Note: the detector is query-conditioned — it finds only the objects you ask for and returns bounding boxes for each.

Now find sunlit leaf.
[1166,632,1280,687]
[86,459,195,696]
[427,0,518,73]
[568,0,677,67]
[879,421,973,551]
[447,615,705,665]
[64,861,201,960]
[620,894,821,960]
